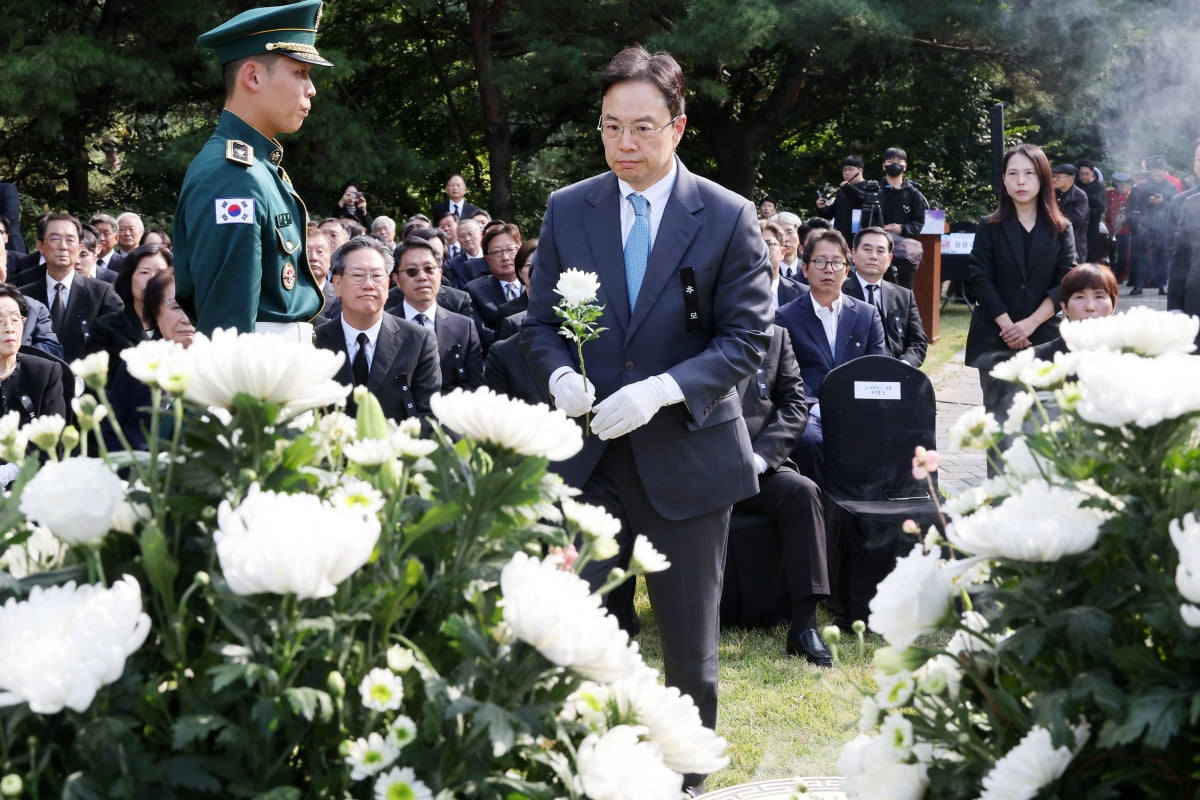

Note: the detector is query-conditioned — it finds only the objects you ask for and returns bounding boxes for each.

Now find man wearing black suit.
[78,225,119,284]
[761,219,804,309]
[391,237,484,393]
[465,222,524,332]
[843,227,927,367]
[733,324,831,665]
[314,236,440,421]
[776,229,886,486]
[431,173,483,224]
[19,213,123,363]
[89,214,123,273]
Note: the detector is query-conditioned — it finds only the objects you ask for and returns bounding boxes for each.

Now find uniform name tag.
[275,213,292,227]
[215,198,255,224]
[854,381,902,400]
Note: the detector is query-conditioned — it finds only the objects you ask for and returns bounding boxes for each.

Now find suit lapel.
[834,300,860,363]
[1002,217,1028,281]
[317,324,354,386]
[798,298,834,367]
[582,176,630,334]
[368,316,402,393]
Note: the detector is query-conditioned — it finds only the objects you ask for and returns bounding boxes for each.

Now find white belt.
[255,321,315,344]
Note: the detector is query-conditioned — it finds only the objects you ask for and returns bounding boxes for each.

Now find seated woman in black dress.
[0,284,66,484]
[106,269,195,451]
[86,244,171,383]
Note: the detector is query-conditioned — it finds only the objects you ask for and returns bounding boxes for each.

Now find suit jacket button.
[624,361,634,371]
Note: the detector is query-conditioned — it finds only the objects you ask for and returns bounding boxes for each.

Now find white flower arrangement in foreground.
[214,484,380,599]
[1073,350,1200,429]
[576,724,682,800]
[19,457,125,545]
[431,387,583,461]
[977,723,1090,800]
[1059,303,1198,357]
[0,575,150,713]
[183,328,350,416]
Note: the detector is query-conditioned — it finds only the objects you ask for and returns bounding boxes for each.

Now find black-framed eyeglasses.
[597,115,680,142]
[807,257,848,272]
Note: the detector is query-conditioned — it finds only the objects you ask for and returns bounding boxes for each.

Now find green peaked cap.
[198,0,333,67]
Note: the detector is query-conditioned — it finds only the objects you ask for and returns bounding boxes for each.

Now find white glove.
[550,368,596,418]
[753,454,769,474]
[592,375,680,441]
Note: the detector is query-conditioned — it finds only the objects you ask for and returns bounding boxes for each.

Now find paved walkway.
[930,289,1168,498]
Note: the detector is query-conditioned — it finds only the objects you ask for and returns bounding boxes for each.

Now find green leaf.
[283,687,334,723]
[161,756,222,791]
[1097,690,1188,749]
[171,714,228,750]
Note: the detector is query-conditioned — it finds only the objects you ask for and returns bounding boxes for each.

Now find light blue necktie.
[624,193,650,309]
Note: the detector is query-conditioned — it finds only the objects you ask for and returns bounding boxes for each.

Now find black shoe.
[683,782,706,797]
[786,627,834,667]
[1159,287,1168,295]
[1129,287,1143,296]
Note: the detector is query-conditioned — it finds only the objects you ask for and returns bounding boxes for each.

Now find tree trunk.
[467,0,513,221]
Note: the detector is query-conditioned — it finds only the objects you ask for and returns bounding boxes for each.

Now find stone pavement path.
[931,289,1168,498]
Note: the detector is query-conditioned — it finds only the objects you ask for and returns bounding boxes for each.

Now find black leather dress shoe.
[1129,287,1143,296]
[786,627,834,667]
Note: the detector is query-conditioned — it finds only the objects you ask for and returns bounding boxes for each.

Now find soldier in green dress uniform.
[173,0,333,339]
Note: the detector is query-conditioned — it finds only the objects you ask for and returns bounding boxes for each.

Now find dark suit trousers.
[792,415,825,488]
[577,436,729,734]
[733,465,830,628]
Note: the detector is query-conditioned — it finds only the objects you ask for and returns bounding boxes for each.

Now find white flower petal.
[20,458,125,544]
[431,387,582,461]
[868,544,955,649]
[1061,305,1197,356]
[576,724,681,800]
[978,724,1088,800]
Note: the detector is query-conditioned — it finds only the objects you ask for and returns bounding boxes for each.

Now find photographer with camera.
[815,155,867,242]
[333,181,370,227]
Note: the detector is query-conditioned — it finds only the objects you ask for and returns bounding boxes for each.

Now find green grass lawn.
[920,298,972,377]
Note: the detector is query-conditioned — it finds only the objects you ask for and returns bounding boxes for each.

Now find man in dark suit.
[732,324,831,665]
[776,229,886,486]
[314,236,440,421]
[522,47,771,774]
[843,226,927,367]
[307,227,338,319]
[19,213,123,363]
[465,221,524,331]
[77,225,119,284]
[431,173,483,223]
[761,219,804,309]
[390,237,484,393]
[0,184,27,253]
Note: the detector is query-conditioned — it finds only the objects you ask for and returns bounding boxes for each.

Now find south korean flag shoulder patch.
[215,198,255,225]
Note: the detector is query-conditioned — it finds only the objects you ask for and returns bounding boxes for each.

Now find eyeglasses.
[0,313,25,329]
[46,234,79,246]
[807,257,848,272]
[763,239,781,249]
[402,266,438,278]
[487,246,519,258]
[342,270,389,285]
[597,115,681,142]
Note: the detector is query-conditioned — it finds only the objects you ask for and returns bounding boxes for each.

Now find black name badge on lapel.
[680,267,701,331]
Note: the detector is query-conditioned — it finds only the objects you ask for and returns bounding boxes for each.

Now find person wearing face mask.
[877,147,929,290]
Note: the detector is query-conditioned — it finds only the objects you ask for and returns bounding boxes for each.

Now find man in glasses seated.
[775,228,886,487]
[390,236,483,394]
[465,222,524,333]
[314,236,440,420]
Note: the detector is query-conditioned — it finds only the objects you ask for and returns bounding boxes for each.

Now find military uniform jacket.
[173,110,323,334]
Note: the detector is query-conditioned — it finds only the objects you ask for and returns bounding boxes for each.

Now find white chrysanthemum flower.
[184,329,349,416]
[555,268,602,306]
[946,610,1002,661]
[947,406,1001,451]
[991,348,1081,389]
[431,388,583,461]
[838,734,929,799]
[71,395,109,430]
[20,458,124,545]
[1074,351,1200,428]
[344,437,400,466]
[214,485,380,599]
[0,526,63,579]
[1180,603,1200,627]
[610,666,729,775]
[989,348,1040,383]
[880,713,914,756]
[978,724,1090,800]
[1061,305,1197,356]
[20,414,65,451]
[388,715,417,749]
[1001,438,1058,482]
[576,724,681,800]
[858,696,881,733]
[941,555,993,591]
[372,766,433,800]
[330,479,386,517]
[942,485,992,519]
[1003,392,1035,435]
[392,430,438,458]
[915,654,962,699]
[359,667,405,712]
[630,535,671,574]
[345,732,400,781]
[562,497,621,541]
[560,681,613,731]
[875,670,916,709]
[946,480,1112,562]
[110,494,152,535]
[121,338,192,393]
[868,544,955,649]
[317,411,358,444]
[1171,514,1200,604]
[0,575,150,713]
[386,645,416,673]
[500,552,642,682]
[0,410,24,460]
[70,351,110,384]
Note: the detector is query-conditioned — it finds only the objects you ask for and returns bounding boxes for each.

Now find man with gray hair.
[371,215,396,244]
[315,235,440,419]
[115,212,144,257]
[772,211,803,279]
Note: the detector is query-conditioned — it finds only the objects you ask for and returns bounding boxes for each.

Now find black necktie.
[352,332,370,386]
[867,284,880,310]
[414,313,429,328]
[51,282,65,331]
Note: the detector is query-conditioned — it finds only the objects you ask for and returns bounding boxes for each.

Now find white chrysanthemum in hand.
[0,575,150,713]
[1074,351,1200,428]
[946,480,1112,562]
[359,667,405,712]
[431,388,582,461]
[631,535,671,574]
[500,552,642,682]
[576,724,681,800]
[214,485,380,599]
[122,338,192,393]
[868,544,955,649]
[555,268,602,306]
[372,766,433,800]
[20,457,125,545]
[947,406,1001,450]
[1061,305,1197,356]
[345,732,399,781]
[184,328,350,415]
[978,724,1089,800]
[610,667,729,775]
